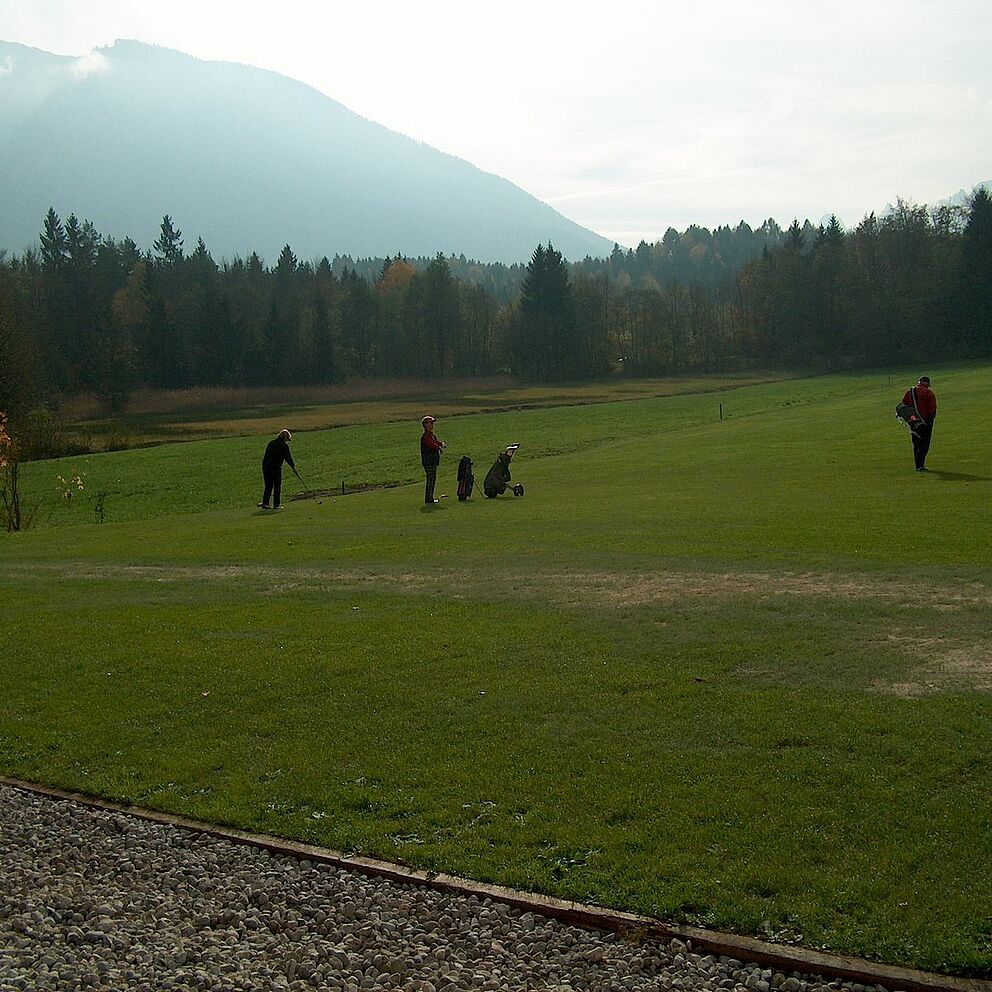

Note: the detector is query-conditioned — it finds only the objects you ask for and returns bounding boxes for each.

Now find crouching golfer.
[420,415,445,504]
[259,428,295,510]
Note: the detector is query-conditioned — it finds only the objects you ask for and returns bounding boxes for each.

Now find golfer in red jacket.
[901,376,937,472]
[420,415,445,504]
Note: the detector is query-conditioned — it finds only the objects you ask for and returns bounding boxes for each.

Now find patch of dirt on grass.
[873,640,992,697]
[532,569,992,612]
[15,562,992,612]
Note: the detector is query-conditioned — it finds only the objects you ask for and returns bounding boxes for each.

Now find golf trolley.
[483,444,525,498]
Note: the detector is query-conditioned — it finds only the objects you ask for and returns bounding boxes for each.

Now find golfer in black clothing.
[260,429,295,510]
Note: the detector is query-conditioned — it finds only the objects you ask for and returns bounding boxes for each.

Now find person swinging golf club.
[259,428,295,510]
[420,415,445,504]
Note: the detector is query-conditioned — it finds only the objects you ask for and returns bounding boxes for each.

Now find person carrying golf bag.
[898,375,937,472]
[259,428,295,510]
[483,444,524,498]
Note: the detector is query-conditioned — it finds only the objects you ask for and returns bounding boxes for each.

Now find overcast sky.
[2,0,990,246]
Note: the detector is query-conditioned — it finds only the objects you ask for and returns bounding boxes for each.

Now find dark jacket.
[262,436,295,472]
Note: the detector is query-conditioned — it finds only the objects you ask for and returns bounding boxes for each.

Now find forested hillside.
[1,191,990,447]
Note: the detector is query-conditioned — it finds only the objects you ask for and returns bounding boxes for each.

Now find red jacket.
[902,384,937,424]
[420,430,444,467]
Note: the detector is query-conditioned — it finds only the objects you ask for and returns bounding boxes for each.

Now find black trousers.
[911,424,932,470]
[262,466,282,507]
[424,463,437,503]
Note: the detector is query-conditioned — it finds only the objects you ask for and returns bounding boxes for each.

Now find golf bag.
[457,456,474,501]
[483,444,524,498]
[895,402,926,437]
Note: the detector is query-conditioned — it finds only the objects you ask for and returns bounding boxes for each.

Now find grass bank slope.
[2,367,990,976]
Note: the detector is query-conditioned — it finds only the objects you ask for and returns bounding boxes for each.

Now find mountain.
[931,181,991,211]
[0,40,614,264]
[879,181,991,220]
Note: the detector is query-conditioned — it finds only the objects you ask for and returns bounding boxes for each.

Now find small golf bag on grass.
[457,456,474,501]
[483,444,524,498]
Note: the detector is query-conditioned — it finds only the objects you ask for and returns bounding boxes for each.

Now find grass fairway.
[2,366,990,976]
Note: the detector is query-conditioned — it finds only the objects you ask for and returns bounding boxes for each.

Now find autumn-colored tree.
[375,258,416,374]
[1,413,26,531]
[378,257,415,294]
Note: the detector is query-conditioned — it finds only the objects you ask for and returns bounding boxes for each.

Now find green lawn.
[2,365,990,976]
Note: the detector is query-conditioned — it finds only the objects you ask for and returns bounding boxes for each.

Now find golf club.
[292,466,322,504]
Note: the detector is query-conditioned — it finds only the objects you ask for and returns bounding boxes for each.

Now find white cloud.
[67,49,110,80]
[0,56,13,77]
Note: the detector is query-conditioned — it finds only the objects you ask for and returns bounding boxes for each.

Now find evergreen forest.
[1,192,990,437]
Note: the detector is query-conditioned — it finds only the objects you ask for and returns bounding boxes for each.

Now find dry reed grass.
[61,379,519,420]
[60,372,787,422]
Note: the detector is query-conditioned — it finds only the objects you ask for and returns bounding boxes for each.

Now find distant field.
[2,365,990,977]
[59,372,792,449]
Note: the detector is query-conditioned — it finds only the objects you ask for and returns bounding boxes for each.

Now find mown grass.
[2,364,990,976]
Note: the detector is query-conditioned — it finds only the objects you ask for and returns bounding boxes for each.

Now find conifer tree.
[153,215,184,267]
[39,208,69,273]
[961,186,992,352]
[517,243,574,378]
[422,254,459,376]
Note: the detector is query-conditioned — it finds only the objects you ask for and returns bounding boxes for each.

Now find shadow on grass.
[927,469,991,482]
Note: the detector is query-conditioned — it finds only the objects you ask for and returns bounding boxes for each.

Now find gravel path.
[1,784,896,992]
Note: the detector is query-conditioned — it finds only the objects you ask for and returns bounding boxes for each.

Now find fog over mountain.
[0,40,615,264]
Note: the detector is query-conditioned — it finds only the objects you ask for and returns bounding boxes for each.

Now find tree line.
[1,191,989,424]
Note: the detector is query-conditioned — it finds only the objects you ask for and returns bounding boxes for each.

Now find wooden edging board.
[2,776,989,992]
